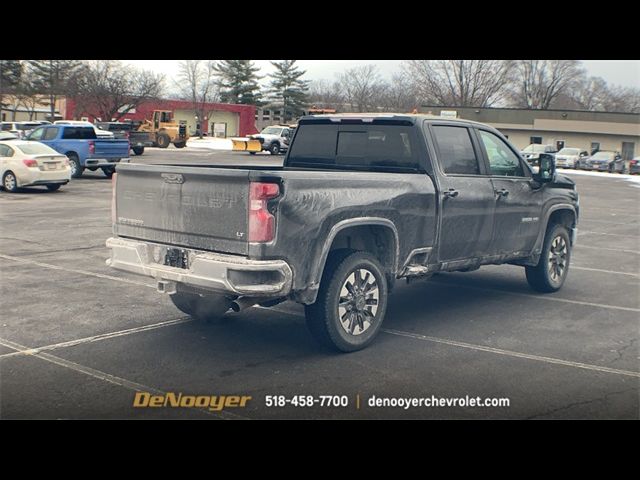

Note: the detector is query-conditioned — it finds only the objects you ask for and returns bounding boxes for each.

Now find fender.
[310,217,400,290]
[530,203,577,260]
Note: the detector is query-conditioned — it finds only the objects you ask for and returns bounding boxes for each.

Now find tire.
[170,291,232,322]
[46,184,61,191]
[102,167,115,178]
[525,223,571,293]
[67,153,83,178]
[132,146,144,156]
[2,171,19,193]
[269,142,280,155]
[249,151,256,155]
[156,133,170,148]
[174,142,186,149]
[305,250,388,352]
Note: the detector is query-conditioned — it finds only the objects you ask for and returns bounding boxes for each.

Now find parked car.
[248,125,294,155]
[0,132,19,141]
[95,122,153,155]
[26,124,130,178]
[107,113,579,352]
[520,144,557,167]
[555,147,589,169]
[0,140,71,192]
[54,120,114,139]
[580,151,624,172]
[629,156,640,175]
[1,121,47,139]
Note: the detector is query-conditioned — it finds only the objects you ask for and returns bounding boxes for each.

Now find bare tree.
[307,79,345,110]
[176,60,219,138]
[403,60,514,107]
[510,60,584,109]
[337,65,386,112]
[74,60,164,122]
[600,85,640,113]
[377,73,420,112]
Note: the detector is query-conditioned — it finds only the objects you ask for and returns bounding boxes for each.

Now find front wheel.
[3,171,19,192]
[132,146,144,155]
[526,224,571,293]
[102,167,115,178]
[305,250,388,352]
[156,133,170,148]
[174,142,186,149]
[67,153,83,178]
[269,142,280,155]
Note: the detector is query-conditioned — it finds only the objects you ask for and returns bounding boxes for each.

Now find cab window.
[28,127,46,141]
[478,130,525,177]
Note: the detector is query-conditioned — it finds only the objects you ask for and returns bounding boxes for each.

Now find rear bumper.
[105,237,292,297]
[85,158,131,167]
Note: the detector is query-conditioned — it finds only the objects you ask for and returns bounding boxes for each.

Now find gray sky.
[125,60,640,89]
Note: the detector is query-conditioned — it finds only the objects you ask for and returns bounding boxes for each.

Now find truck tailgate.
[114,164,249,255]
[93,139,130,158]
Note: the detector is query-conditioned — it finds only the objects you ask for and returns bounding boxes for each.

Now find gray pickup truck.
[107,114,579,352]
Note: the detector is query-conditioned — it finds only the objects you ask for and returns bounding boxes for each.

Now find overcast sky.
[124,60,639,89]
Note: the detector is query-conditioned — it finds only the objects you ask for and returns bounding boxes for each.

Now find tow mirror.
[534,153,556,183]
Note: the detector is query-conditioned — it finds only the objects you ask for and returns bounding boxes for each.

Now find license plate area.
[163,248,189,269]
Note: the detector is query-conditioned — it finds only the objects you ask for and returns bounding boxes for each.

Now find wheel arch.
[525,204,577,266]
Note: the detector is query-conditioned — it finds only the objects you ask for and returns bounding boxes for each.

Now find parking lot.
[0,147,638,419]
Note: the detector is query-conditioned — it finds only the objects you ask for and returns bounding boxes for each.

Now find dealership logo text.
[133,392,252,411]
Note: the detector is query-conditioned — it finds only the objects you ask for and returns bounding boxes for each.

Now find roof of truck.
[301,113,488,127]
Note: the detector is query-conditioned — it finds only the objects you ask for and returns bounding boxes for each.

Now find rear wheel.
[67,153,83,178]
[46,184,61,191]
[174,142,186,148]
[2,171,19,192]
[156,133,170,149]
[526,223,571,293]
[170,291,233,322]
[132,146,144,155]
[305,250,388,352]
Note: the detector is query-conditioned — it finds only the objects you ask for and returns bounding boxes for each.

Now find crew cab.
[27,124,130,178]
[107,114,579,352]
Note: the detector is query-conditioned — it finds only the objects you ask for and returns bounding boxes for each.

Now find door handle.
[443,188,459,198]
[495,188,509,197]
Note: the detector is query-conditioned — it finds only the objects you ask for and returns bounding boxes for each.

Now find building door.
[622,142,635,161]
[591,142,600,154]
[556,140,565,151]
[212,122,227,138]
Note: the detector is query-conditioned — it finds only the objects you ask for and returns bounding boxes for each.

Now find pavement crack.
[610,338,638,365]
[526,387,638,420]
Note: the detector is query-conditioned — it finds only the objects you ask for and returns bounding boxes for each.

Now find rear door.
[429,124,495,262]
[114,164,250,255]
[475,128,542,255]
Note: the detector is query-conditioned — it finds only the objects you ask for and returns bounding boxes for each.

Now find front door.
[475,128,543,255]
[622,142,635,161]
[430,125,495,262]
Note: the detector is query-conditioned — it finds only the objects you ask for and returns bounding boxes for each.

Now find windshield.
[16,123,41,130]
[558,148,580,155]
[591,151,615,160]
[261,127,283,135]
[16,143,60,155]
[522,144,547,153]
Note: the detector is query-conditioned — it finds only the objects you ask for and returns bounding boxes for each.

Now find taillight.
[248,182,280,242]
[89,141,95,155]
[111,173,118,224]
[22,159,38,168]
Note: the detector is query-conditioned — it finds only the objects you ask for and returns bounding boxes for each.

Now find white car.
[0,140,71,192]
[53,120,114,138]
[555,147,589,169]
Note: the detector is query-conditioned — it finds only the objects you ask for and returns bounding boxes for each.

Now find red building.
[64,98,258,137]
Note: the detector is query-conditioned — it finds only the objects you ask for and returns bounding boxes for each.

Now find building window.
[530,136,542,144]
[1,113,5,121]
[591,142,600,154]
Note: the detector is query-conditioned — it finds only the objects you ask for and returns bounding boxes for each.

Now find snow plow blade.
[232,138,262,152]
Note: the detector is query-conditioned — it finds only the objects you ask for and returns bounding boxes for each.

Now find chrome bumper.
[85,158,130,167]
[105,237,292,297]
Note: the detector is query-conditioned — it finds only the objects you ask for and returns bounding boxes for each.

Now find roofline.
[300,113,489,127]
[420,105,640,116]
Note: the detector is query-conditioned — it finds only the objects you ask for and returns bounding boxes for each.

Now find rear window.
[16,143,60,155]
[62,127,97,139]
[286,123,422,172]
[1,124,12,131]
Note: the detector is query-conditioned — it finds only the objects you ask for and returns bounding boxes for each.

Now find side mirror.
[534,153,556,183]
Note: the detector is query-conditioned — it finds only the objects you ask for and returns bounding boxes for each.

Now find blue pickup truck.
[26,124,130,178]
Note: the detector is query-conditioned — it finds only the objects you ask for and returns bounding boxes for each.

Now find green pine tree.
[267,60,309,123]
[0,60,23,109]
[214,60,263,106]
[26,60,85,121]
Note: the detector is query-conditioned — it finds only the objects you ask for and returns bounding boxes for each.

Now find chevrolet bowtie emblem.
[161,173,184,184]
